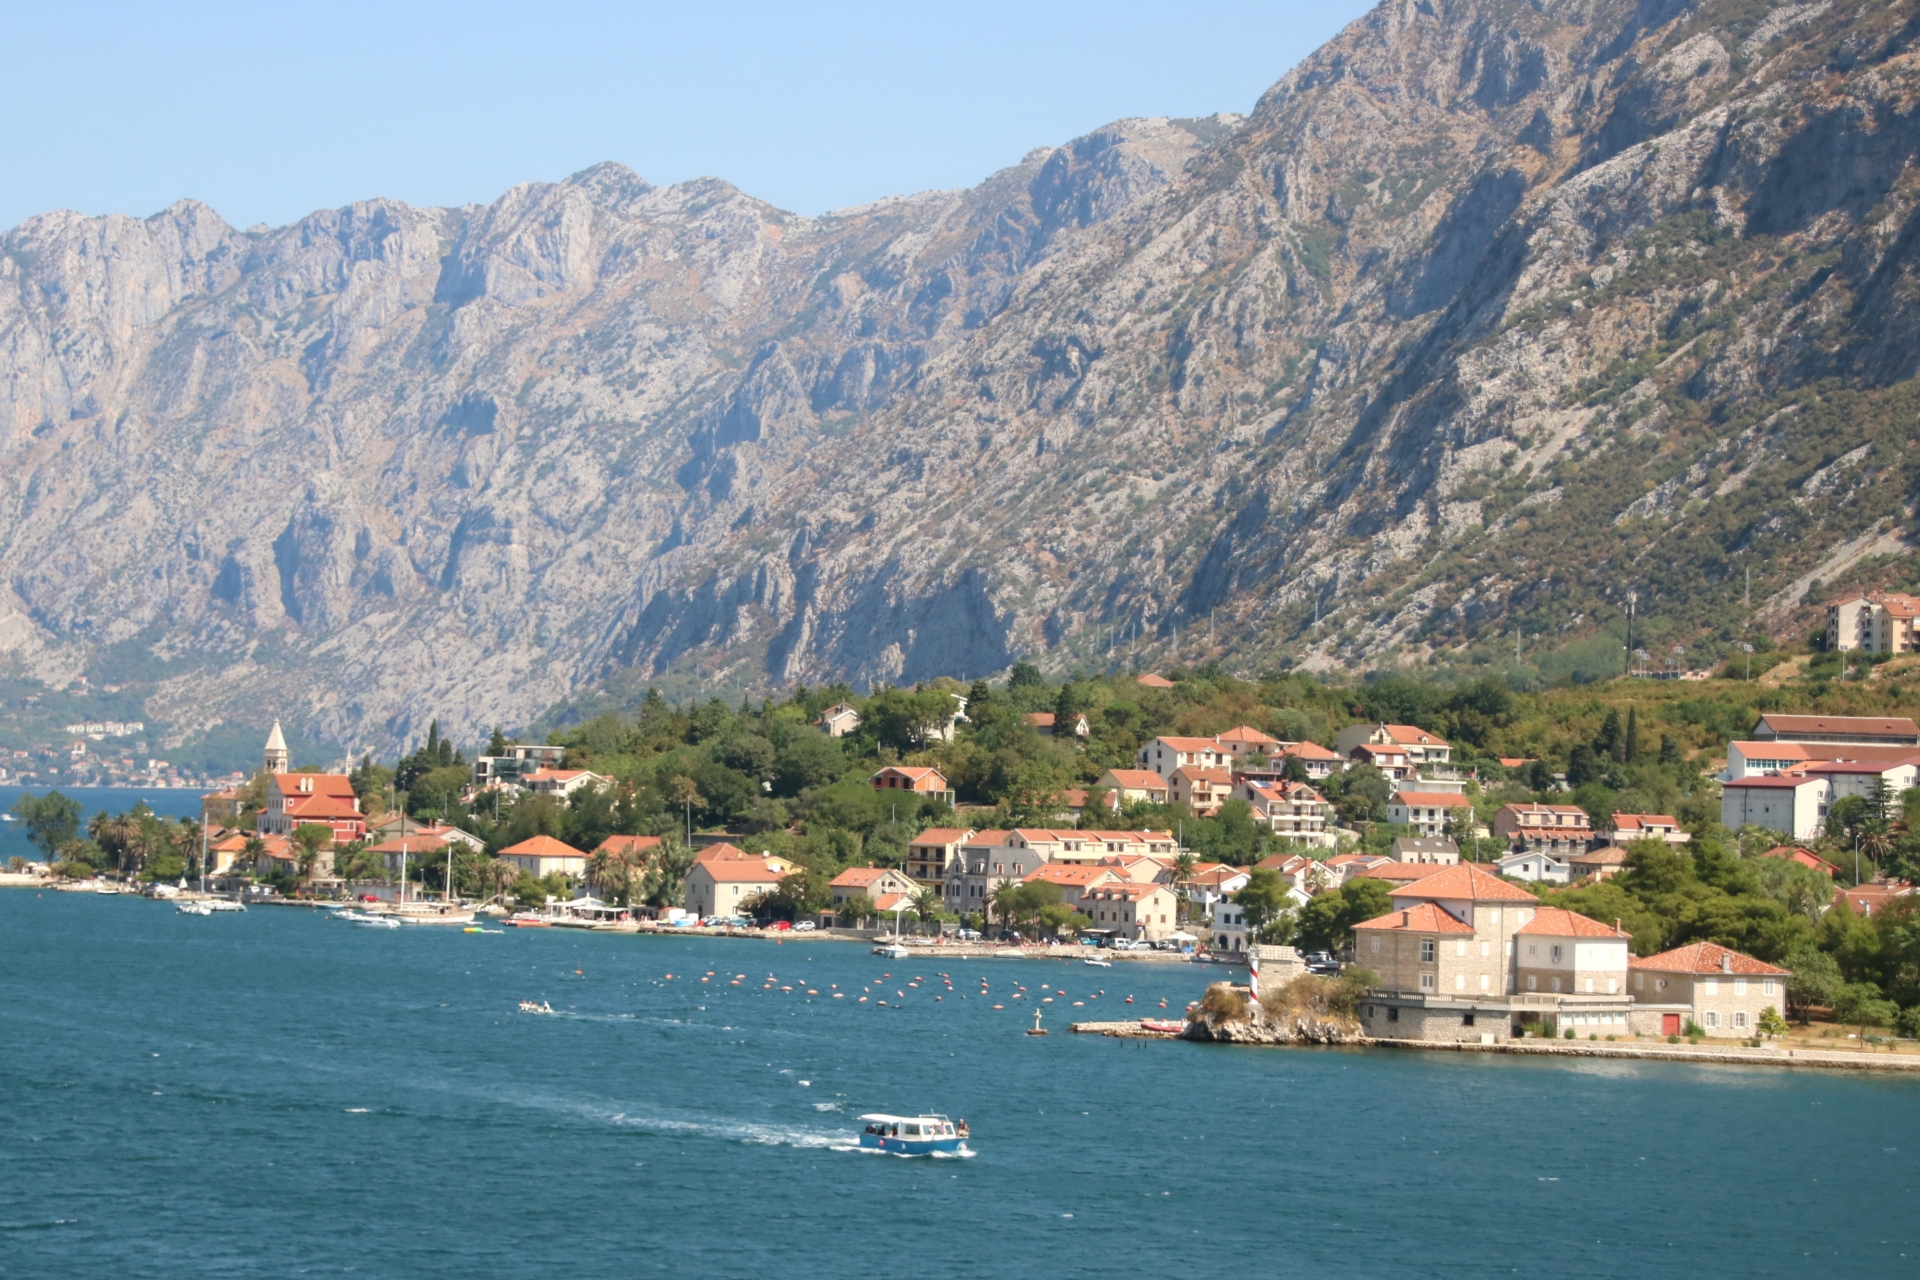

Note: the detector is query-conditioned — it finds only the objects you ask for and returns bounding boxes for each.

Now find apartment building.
[1827,592,1920,654]
[1493,803,1592,855]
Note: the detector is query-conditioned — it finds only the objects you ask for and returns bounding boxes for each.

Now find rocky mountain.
[3,0,1918,756]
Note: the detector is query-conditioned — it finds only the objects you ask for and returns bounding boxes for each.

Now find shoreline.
[1069,1020,1920,1072]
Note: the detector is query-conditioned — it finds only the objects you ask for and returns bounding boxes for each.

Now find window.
[1705,1011,1719,1028]
[1370,937,1380,953]
[1480,974,1490,991]
[1481,941,1490,957]
[1551,945,1563,963]
[1528,944,1537,957]
[1456,939,1466,957]
[1764,979,1777,996]
[1527,976,1537,991]
[1704,977,1717,995]
[1420,939,1436,962]
[1551,978,1561,993]
[1420,973,1434,991]
[1608,979,1617,994]
[1456,974,1465,990]
[1387,1006,1399,1022]
[1657,979,1667,991]
[1635,974,1644,992]
[1734,978,1747,996]
[1734,1011,1748,1029]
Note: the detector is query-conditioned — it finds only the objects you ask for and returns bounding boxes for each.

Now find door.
[1661,1014,1680,1035]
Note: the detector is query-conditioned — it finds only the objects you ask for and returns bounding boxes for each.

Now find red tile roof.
[1024,865,1118,886]
[1154,736,1226,752]
[700,859,791,883]
[595,834,662,857]
[1135,674,1175,688]
[830,866,904,888]
[1353,902,1475,934]
[1023,712,1056,727]
[1281,742,1341,761]
[1216,726,1280,745]
[1629,941,1789,976]
[1387,863,1540,904]
[1514,907,1630,938]
[1610,813,1680,830]
[1570,845,1631,866]
[1391,791,1471,808]
[500,835,586,860]
[1380,724,1449,748]
[1356,862,1451,883]
[1102,770,1168,789]
[910,828,975,846]
[1173,766,1234,784]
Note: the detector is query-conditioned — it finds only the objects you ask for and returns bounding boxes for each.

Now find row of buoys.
[660,966,1175,1013]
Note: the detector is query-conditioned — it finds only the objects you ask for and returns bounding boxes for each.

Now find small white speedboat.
[175,901,213,916]
[1083,958,1112,968]
[857,1114,969,1156]
[346,913,400,929]
[872,944,911,959]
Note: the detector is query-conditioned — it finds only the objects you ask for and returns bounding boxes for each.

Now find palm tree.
[1860,822,1895,877]
[1171,852,1197,923]
[242,834,267,874]
[985,878,1017,932]
[913,888,943,935]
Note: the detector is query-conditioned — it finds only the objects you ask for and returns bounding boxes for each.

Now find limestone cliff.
[2,0,1918,753]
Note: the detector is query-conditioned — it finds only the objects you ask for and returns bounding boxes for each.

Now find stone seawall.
[1370,1037,1920,1073]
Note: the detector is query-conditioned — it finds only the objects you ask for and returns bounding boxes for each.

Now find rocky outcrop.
[1181,983,1366,1045]
[3,0,1919,753]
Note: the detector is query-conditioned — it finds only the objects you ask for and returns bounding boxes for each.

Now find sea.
[1,893,1915,1279]
[0,785,206,865]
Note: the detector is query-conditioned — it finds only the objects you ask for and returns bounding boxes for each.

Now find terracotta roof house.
[1097,768,1169,807]
[870,766,953,801]
[1355,862,1451,886]
[499,835,589,878]
[1136,736,1229,774]
[1135,674,1176,689]
[828,865,917,905]
[1022,863,1123,907]
[1170,766,1234,815]
[1386,790,1471,837]
[1630,942,1791,1037]
[905,827,975,886]
[1832,880,1915,917]
[1603,813,1689,845]
[1494,803,1591,854]
[1214,726,1281,758]
[683,851,792,917]
[595,834,663,861]
[522,767,611,800]
[1335,723,1452,766]
[1758,845,1841,876]
[1513,909,1632,998]
[1567,845,1631,881]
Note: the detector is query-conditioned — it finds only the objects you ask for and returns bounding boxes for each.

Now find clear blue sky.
[0,0,1375,231]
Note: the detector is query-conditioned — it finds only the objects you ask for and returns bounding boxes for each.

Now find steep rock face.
[5,0,1920,753]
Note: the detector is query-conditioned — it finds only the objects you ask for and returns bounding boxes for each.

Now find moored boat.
[857,1113,969,1156]
[871,943,911,959]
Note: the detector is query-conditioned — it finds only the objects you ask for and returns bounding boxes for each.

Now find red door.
[1661,1014,1681,1035]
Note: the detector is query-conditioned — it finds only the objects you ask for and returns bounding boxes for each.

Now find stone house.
[904,827,974,887]
[1080,882,1179,941]
[1097,768,1169,806]
[828,865,918,906]
[683,853,790,918]
[1170,766,1234,815]
[1512,908,1632,998]
[1494,803,1592,855]
[1629,942,1790,1037]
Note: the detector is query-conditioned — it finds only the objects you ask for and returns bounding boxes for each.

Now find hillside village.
[17,653,1920,1047]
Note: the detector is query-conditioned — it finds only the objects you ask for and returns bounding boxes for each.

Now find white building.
[1497,849,1570,885]
[1720,774,1833,840]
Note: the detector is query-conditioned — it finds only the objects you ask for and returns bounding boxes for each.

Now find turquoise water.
[0,786,205,864]
[2,893,1915,1278]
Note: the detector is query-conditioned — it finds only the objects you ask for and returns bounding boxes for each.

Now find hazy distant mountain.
[2,0,1916,754]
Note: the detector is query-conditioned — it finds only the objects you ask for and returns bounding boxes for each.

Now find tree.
[837,893,877,926]
[1294,879,1395,953]
[1783,944,1840,1022]
[487,726,509,757]
[12,791,82,861]
[1007,662,1044,689]
[1833,982,1899,1036]
[913,888,943,924]
[291,824,333,883]
[1623,705,1640,762]
[771,733,845,797]
[1232,868,1295,944]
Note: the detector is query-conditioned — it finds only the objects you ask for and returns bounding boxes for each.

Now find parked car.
[767,919,792,931]
[955,928,981,940]
[793,920,817,932]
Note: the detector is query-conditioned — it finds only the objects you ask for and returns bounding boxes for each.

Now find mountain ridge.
[2,0,1918,758]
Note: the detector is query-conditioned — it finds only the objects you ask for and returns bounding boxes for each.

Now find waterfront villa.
[498,835,588,879]
[1080,882,1179,941]
[828,865,918,907]
[683,850,791,918]
[1629,942,1790,1037]
[905,827,975,887]
[258,771,367,843]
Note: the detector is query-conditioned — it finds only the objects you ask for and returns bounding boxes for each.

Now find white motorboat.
[204,899,247,913]
[346,913,401,929]
[1082,958,1112,968]
[857,1114,970,1156]
[175,901,213,916]
[872,943,911,959]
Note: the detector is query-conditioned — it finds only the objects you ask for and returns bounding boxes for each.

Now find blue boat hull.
[859,1133,966,1156]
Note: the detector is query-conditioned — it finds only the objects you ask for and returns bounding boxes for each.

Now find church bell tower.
[264,720,290,775]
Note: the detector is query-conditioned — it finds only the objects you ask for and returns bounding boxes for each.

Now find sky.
[0,0,1375,232]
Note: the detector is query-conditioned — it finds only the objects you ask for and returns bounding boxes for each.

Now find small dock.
[1069,1020,1183,1039]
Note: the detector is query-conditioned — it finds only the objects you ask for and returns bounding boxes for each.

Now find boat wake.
[834,1144,976,1159]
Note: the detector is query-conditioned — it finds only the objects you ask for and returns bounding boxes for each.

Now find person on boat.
[956,1120,969,1139]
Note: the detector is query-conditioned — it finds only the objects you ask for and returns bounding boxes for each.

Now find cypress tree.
[1623,705,1640,762]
